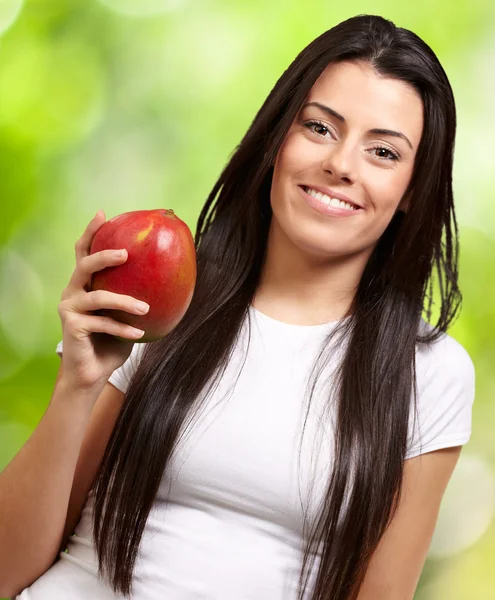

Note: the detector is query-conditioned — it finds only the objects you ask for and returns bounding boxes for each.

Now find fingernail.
[135,301,150,314]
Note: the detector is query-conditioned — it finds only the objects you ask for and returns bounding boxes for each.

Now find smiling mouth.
[299,185,362,211]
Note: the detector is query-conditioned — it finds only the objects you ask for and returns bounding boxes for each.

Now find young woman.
[1,13,475,600]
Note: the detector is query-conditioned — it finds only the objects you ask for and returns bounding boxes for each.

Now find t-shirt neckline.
[249,303,348,333]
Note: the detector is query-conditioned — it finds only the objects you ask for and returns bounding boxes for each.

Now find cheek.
[370,173,410,213]
[274,132,315,175]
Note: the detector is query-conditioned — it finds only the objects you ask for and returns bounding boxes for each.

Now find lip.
[299,184,362,209]
[298,185,363,218]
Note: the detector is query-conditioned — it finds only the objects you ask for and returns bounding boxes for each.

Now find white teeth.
[304,187,357,211]
[329,198,349,209]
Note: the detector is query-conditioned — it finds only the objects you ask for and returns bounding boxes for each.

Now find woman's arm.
[0,370,99,598]
[0,361,125,598]
[356,445,463,600]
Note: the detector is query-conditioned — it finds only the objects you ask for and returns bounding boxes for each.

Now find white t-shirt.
[16,304,476,599]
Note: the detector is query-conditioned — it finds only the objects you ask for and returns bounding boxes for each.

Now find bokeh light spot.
[0,0,23,37]
[428,452,495,558]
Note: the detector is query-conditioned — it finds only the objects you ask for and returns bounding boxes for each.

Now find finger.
[74,209,106,262]
[68,248,127,294]
[68,314,145,340]
[72,289,149,316]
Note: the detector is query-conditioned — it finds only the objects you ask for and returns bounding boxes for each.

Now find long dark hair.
[89,14,460,599]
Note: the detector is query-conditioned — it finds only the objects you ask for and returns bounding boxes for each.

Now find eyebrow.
[302,101,414,151]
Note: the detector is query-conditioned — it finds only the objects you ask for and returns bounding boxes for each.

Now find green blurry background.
[0,1,494,598]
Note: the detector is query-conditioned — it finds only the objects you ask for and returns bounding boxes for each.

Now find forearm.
[0,378,101,597]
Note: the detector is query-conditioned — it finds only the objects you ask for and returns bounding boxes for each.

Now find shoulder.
[415,318,475,391]
[127,340,148,367]
[107,342,149,394]
[404,318,476,461]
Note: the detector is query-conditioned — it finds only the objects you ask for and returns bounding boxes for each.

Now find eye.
[303,119,333,138]
[369,145,400,162]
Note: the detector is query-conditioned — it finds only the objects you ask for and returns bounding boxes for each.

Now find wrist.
[52,375,104,411]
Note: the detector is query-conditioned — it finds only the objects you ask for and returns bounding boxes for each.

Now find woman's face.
[269,60,424,262]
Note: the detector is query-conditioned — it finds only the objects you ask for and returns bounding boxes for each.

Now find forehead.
[304,61,424,147]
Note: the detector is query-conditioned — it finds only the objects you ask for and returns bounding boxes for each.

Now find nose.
[321,142,356,183]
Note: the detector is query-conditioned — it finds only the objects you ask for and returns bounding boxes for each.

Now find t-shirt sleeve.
[55,340,147,394]
[405,332,476,460]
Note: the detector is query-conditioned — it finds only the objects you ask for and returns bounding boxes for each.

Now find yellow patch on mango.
[136,222,153,243]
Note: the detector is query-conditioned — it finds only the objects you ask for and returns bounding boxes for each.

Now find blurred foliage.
[0,1,494,598]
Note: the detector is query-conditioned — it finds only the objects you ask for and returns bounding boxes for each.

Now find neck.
[252,219,373,326]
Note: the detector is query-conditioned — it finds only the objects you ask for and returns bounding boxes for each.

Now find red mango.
[90,208,197,343]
